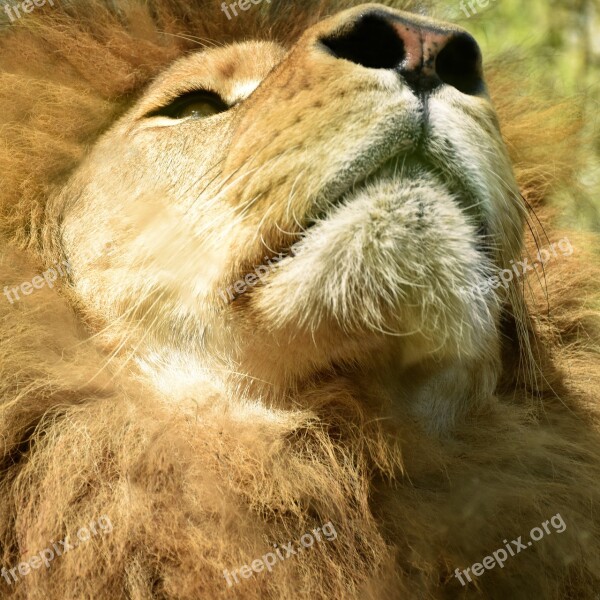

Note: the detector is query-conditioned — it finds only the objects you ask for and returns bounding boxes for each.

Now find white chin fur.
[254,172,501,364]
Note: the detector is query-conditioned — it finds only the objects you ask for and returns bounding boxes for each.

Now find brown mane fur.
[1,1,599,599]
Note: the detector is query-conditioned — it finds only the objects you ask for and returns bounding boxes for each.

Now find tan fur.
[0,1,599,599]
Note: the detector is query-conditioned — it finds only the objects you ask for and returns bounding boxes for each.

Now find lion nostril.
[436,33,484,96]
[320,13,405,70]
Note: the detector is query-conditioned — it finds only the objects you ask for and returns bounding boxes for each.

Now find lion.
[0,0,599,598]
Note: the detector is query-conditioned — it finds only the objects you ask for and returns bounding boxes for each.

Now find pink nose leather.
[393,22,454,79]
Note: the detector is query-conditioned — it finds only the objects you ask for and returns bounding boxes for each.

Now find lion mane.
[0,1,599,599]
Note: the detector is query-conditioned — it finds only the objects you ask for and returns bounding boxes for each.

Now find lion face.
[57,4,524,424]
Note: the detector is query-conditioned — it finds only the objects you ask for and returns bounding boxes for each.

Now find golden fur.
[0,1,599,599]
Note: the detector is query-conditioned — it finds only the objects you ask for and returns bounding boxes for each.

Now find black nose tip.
[320,10,484,96]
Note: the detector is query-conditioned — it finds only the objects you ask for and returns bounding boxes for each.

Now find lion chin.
[0,1,599,599]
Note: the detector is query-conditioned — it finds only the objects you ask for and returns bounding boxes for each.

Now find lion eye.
[149,91,228,120]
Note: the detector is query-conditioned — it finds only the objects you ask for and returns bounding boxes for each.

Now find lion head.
[1,1,599,599]
[53,4,525,432]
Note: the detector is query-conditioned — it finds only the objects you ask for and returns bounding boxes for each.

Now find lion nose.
[320,9,484,95]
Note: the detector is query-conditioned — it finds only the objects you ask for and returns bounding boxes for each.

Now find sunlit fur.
[0,1,599,599]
